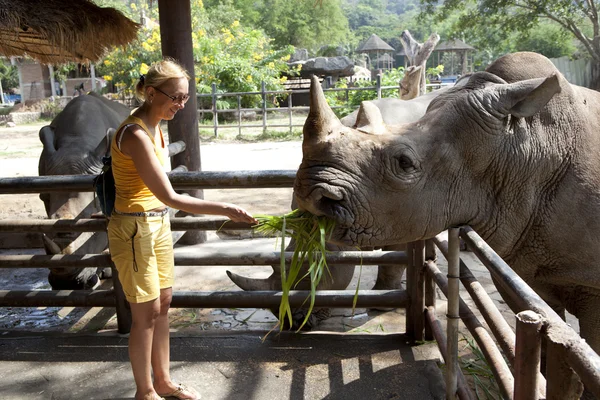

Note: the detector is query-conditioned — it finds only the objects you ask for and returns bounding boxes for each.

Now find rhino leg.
[373,243,407,290]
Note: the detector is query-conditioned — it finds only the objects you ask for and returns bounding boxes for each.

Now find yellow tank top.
[111,115,167,213]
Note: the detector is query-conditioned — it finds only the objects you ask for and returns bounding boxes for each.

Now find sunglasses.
[153,86,190,105]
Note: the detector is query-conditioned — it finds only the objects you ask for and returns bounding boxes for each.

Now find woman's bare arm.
[120,126,257,224]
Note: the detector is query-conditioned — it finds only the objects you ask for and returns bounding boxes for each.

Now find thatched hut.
[0,0,139,64]
[0,0,139,101]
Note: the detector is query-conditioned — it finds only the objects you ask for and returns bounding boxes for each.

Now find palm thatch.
[0,0,140,64]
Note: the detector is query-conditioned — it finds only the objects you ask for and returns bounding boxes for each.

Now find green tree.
[421,0,596,61]
[211,0,352,53]
[0,60,19,93]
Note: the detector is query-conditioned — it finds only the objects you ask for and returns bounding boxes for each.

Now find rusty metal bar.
[514,310,543,400]
[0,251,408,268]
[425,306,474,400]
[424,240,437,341]
[433,233,548,397]
[0,217,253,233]
[460,227,600,396]
[405,242,415,338]
[0,289,409,309]
[0,170,296,193]
[433,234,517,364]
[412,240,426,341]
[425,259,515,400]
[446,228,460,400]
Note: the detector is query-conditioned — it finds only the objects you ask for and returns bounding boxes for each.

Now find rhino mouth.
[298,183,355,228]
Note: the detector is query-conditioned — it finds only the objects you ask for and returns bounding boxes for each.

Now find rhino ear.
[39,125,56,153]
[355,101,386,135]
[494,73,561,118]
[303,75,340,142]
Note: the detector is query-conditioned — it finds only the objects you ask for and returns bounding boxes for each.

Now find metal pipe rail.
[0,251,408,268]
[0,217,253,233]
[426,227,600,399]
[0,170,297,193]
[459,226,600,397]
[0,289,408,309]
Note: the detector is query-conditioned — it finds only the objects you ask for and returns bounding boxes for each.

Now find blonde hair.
[135,58,190,102]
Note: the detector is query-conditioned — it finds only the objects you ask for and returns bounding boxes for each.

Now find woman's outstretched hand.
[223,203,258,224]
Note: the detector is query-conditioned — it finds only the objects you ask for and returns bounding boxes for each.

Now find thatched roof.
[435,39,475,51]
[357,34,395,52]
[0,0,140,64]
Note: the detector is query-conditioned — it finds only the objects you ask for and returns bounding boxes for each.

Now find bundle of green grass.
[253,209,337,331]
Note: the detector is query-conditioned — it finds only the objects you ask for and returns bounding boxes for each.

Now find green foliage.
[420,0,596,62]
[192,16,295,109]
[95,1,161,98]
[325,67,405,117]
[253,209,336,331]
[0,60,18,92]
[215,0,352,54]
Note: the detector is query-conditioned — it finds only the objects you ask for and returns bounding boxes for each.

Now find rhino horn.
[42,234,62,255]
[355,101,386,135]
[303,75,340,141]
[226,270,279,291]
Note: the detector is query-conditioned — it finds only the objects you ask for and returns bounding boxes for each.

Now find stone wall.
[9,112,42,125]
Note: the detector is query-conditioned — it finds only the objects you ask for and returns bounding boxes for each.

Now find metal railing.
[197,80,450,137]
[1,172,600,398]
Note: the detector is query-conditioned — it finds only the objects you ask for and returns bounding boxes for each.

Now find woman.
[108,59,257,400]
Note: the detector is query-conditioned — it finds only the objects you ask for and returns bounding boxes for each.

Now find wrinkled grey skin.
[294,51,600,354]
[38,92,131,289]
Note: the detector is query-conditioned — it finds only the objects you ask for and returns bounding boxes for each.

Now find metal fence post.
[261,81,267,134]
[211,83,218,138]
[446,227,460,400]
[111,262,131,334]
[411,240,425,341]
[405,242,415,337]
[288,90,293,136]
[424,239,437,341]
[376,74,382,99]
[514,310,543,400]
[237,95,242,137]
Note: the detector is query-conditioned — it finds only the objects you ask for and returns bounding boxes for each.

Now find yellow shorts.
[108,213,174,303]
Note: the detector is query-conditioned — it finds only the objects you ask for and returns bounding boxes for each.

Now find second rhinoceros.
[294,51,600,354]
[39,92,131,289]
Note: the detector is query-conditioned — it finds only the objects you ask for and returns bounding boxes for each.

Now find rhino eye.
[397,155,415,172]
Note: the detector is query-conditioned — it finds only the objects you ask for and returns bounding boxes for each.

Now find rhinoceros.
[38,92,131,289]
[227,83,464,328]
[293,51,600,353]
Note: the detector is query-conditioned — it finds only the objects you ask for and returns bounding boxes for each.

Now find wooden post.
[158,0,206,244]
[261,81,267,134]
[111,262,131,334]
[546,335,584,400]
[514,310,543,400]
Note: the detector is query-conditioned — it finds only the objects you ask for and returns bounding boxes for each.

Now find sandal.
[157,383,200,400]
[141,394,165,400]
